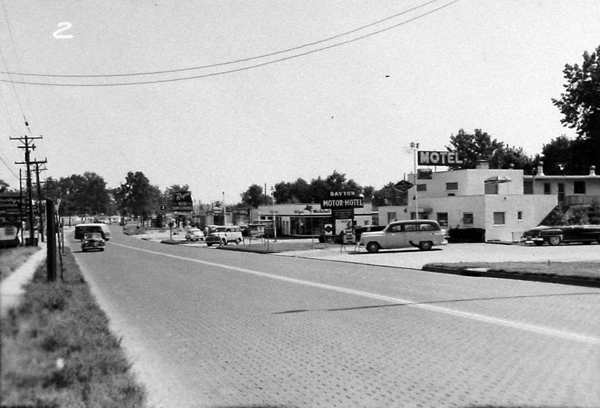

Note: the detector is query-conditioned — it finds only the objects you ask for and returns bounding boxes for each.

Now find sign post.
[320,191,364,241]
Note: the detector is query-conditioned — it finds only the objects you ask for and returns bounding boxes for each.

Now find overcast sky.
[1,0,599,204]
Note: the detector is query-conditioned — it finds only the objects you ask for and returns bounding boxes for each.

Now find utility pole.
[33,161,48,242]
[11,135,43,246]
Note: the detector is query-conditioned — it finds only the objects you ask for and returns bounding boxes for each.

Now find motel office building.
[378,161,559,242]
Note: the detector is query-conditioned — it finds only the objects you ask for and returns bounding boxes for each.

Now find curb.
[421,265,600,288]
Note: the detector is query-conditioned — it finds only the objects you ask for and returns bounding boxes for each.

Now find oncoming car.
[205,225,243,246]
[359,220,447,253]
[522,225,600,246]
[81,232,105,252]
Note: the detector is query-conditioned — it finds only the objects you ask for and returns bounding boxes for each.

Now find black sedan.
[81,232,106,252]
[523,225,600,246]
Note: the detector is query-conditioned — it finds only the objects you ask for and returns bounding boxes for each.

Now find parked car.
[205,225,243,246]
[359,220,447,253]
[81,232,105,252]
[522,225,600,246]
[185,228,204,242]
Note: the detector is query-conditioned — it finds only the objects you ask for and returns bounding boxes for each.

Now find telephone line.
[0,0,462,87]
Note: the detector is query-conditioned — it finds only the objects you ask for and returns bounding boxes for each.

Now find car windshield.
[84,233,102,240]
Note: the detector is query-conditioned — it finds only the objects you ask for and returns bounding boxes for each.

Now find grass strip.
[424,261,600,280]
[1,247,148,408]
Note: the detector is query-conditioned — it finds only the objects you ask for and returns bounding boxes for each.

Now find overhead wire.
[2,0,443,79]
[0,0,463,87]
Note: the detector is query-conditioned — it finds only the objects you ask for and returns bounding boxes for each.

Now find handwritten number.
[53,22,73,39]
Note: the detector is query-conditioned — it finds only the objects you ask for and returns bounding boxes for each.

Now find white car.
[185,228,204,242]
[360,220,447,253]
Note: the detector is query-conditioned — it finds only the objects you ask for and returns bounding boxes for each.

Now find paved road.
[70,228,600,408]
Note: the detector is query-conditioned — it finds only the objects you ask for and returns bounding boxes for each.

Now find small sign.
[394,180,414,192]
[172,191,193,212]
[159,204,167,213]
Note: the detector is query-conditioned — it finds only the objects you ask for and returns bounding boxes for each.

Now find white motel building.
[379,160,600,242]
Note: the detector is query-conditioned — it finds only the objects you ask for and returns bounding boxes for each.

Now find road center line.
[113,242,600,345]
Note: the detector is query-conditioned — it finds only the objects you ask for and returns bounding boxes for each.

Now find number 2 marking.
[53,22,73,39]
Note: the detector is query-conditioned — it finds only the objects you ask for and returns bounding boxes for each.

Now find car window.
[389,225,402,232]
[419,223,437,231]
[403,224,418,232]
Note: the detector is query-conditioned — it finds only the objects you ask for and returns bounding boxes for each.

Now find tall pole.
[411,142,420,220]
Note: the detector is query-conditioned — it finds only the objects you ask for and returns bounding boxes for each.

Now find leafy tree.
[0,179,13,193]
[115,171,161,221]
[446,129,505,169]
[362,186,375,203]
[552,45,600,170]
[240,184,269,208]
[446,129,533,170]
[46,172,110,216]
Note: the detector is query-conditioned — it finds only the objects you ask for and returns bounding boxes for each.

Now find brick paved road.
[71,229,600,408]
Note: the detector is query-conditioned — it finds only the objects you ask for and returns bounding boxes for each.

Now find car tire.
[419,241,433,251]
[207,243,212,247]
[548,235,561,246]
[221,238,227,246]
[366,242,379,253]
[236,238,242,244]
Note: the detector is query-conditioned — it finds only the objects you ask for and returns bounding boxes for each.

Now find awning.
[484,175,512,184]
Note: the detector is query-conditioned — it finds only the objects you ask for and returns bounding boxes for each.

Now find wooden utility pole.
[11,135,43,246]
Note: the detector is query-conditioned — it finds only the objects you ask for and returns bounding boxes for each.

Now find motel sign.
[418,151,463,166]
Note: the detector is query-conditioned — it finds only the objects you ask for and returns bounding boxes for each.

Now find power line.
[1,0,442,79]
[0,0,462,87]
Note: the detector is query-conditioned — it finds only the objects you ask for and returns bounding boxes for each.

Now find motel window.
[437,212,449,227]
[484,182,499,195]
[417,184,427,192]
[517,211,523,221]
[544,183,551,195]
[446,182,458,190]
[523,181,533,195]
[463,213,474,225]
[387,212,397,224]
[574,181,586,195]
[493,212,505,225]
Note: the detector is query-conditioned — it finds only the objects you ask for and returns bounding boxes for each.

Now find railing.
[563,195,600,206]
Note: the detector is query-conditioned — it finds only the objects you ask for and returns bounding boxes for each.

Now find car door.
[382,223,407,249]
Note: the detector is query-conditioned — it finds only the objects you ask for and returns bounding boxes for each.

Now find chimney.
[537,161,545,176]
[591,165,597,176]
[476,160,489,170]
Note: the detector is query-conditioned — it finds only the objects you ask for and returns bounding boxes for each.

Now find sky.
[1,0,599,205]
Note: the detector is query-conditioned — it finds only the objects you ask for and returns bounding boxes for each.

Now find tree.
[116,171,161,221]
[446,129,504,169]
[0,179,13,193]
[446,129,533,170]
[552,45,600,170]
[240,184,269,208]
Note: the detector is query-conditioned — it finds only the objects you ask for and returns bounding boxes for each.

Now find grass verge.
[424,261,600,280]
[0,246,40,282]
[1,247,148,408]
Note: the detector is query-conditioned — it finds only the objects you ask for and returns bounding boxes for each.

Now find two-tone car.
[522,225,600,246]
[359,220,447,253]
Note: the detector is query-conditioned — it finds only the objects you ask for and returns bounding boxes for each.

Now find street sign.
[172,191,193,212]
[394,180,414,192]
[159,204,167,213]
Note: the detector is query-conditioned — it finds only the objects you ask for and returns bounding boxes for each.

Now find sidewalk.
[0,243,47,318]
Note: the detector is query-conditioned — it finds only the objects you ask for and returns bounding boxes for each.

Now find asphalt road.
[69,228,600,408]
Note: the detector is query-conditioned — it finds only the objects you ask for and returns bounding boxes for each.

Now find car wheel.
[419,241,433,251]
[207,243,212,247]
[221,238,227,246]
[548,235,561,246]
[236,238,242,244]
[366,242,379,253]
